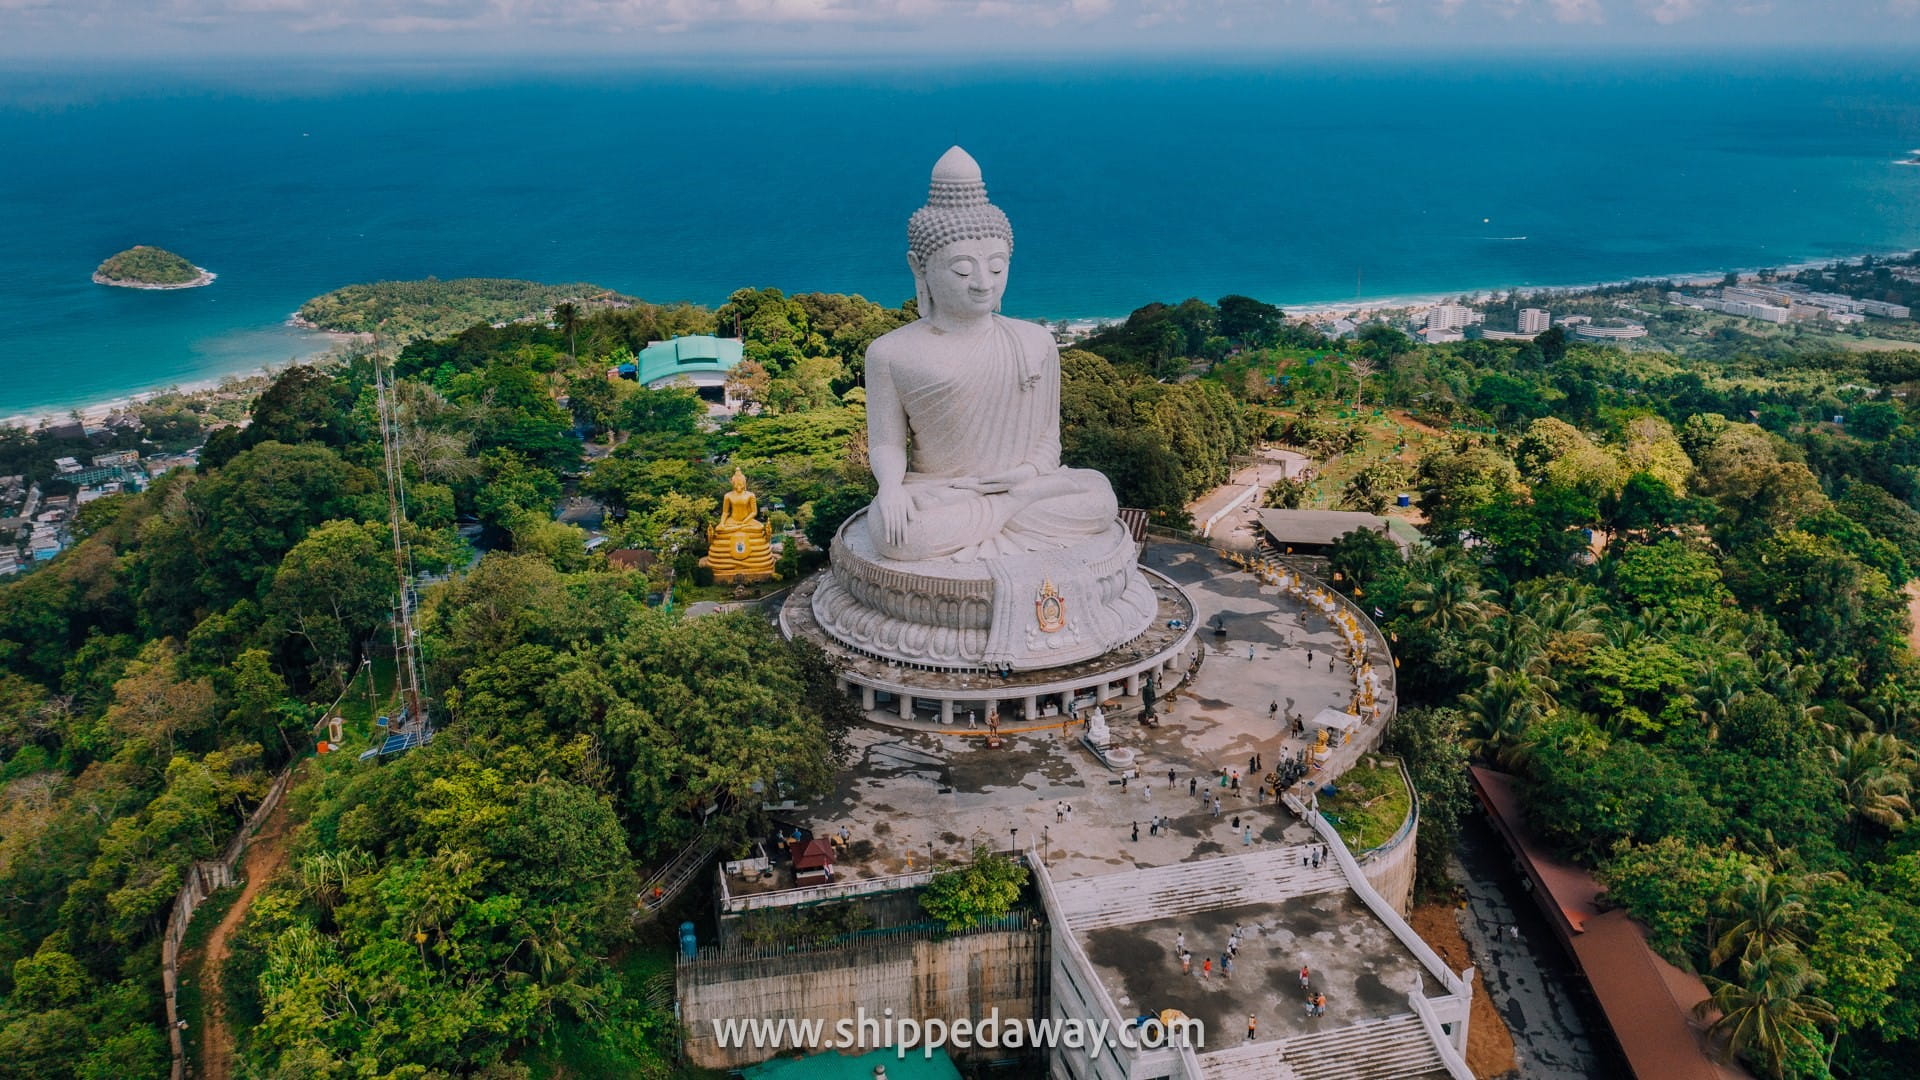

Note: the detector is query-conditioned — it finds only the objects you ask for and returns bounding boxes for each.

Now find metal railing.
[637,832,715,922]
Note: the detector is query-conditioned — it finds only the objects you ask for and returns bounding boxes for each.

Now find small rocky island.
[93,245,215,289]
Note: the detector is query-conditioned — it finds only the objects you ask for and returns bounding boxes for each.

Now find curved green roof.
[636,335,745,387]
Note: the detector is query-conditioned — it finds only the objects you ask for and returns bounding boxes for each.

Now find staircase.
[634,832,715,923]
[1196,1014,1446,1080]
[1049,847,1347,931]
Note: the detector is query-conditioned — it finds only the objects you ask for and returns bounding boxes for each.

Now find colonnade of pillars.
[835,649,1188,725]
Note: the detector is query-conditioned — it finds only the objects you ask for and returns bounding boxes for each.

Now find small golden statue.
[702,468,777,583]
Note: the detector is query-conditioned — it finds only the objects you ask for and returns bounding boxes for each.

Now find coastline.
[10,246,1918,434]
[1034,247,1920,328]
[92,267,217,290]
[0,318,362,433]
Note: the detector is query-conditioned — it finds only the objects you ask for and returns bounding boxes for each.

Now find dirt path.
[1408,902,1520,1079]
[196,788,297,1080]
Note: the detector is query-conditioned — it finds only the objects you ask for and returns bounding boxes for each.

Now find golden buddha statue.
[703,468,777,582]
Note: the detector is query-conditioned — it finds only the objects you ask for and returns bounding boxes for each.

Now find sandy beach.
[92,267,218,291]
[8,247,1915,435]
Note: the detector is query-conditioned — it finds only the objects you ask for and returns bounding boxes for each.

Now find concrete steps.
[1196,1014,1445,1080]
[1194,1039,1297,1079]
[1050,847,1347,931]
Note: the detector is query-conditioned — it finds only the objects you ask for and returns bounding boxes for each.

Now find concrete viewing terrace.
[718,544,1463,1077]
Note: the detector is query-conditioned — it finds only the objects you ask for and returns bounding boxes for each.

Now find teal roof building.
[742,1047,961,1079]
[631,335,746,402]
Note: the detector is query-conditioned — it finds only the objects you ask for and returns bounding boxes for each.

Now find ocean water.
[2,52,1919,419]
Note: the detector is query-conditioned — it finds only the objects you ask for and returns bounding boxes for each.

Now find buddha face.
[914,236,1010,322]
[732,471,747,492]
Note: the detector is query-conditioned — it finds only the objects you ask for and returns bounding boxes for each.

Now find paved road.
[1451,816,1610,1080]
[1186,449,1311,549]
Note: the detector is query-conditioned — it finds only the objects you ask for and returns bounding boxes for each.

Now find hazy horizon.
[4,1,1919,59]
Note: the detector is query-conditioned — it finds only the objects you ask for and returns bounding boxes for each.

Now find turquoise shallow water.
[2,53,1918,418]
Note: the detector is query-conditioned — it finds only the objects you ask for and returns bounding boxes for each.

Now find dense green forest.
[295,278,637,342]
[92,246,203,286]
[3,279,1920,1078]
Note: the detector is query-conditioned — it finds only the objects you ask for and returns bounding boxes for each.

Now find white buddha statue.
[805,147,1157,672]
[864,146,1119,564]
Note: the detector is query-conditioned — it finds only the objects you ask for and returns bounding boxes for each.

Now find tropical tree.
[1711,870,1810,968]
[1458,668,1549,766]
[1824,730,1914,847]
[1402,553,1501,637]
[553,300,581,360]
[1697,946,1836,1079]
[920,846,1029,931]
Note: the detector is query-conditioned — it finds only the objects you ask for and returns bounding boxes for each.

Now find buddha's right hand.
[872,488,914,547]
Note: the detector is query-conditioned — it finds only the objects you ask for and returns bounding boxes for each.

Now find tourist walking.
[1189,777,1197,796]
[1175,931,1185,955]
[1202,957,1211,979]
[1168,768,1176,787]
[1056,802,1065,823]
[1181,951,1191,976]
[1248,644,1255,661]
[1144,783,1152,803]
[1243,824,1253,846]
[1246,1014,1257,1042]
[1315,993,1327,1017]
[1222,954,1233,979]
[1131,821,1139,842]
[1299,965,1311,991]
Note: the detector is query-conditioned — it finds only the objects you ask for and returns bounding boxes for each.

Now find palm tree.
[1825,730,1914,847]
[1691,663,1747,744]
[1404,554,1502,637]
[1459,668,1550,766]
[1710,869,1808,968]
[553,300,582,361]
[1697,945,1836,1079]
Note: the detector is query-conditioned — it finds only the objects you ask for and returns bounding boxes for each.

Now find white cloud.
[1640,0,1702,23]
[1549,0,1605,22]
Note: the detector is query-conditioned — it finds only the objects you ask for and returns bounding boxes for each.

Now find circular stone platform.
[809,509,1159,672]
[781,563,1198,724]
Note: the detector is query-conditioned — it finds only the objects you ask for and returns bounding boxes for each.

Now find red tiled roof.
[1573,911,1746,1080]
[791,838,836,871]
[1468,766,1604,941]
[1468,767,1751,1080]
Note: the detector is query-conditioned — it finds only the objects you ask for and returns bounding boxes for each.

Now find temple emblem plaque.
[1035,580,1067,633]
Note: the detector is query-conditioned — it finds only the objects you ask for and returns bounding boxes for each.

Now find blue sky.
[3,0,1919,55]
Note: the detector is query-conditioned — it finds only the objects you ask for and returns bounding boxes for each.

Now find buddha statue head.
[907,147,1014,322]
[731,467,748,493]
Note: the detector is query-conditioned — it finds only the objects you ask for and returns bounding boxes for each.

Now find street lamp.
[1010,827,1019,853]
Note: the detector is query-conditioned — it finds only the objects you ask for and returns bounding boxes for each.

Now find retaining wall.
[162,764,295,1080]
[1354,758,1420,915]
[679,918,1047,1071]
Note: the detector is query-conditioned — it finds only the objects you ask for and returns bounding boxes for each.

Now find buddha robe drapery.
[869,315,1117,562]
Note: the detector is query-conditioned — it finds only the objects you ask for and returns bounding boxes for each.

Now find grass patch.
[174,883,244,1078]
[1320,758,1413,854]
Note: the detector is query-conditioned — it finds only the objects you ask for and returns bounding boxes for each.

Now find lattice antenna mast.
[374,357,427,730]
